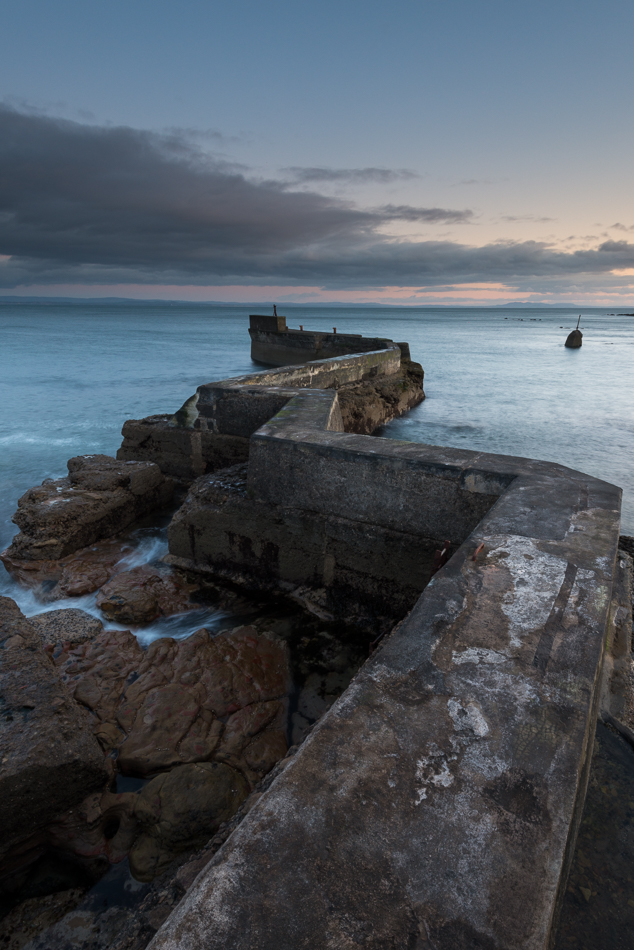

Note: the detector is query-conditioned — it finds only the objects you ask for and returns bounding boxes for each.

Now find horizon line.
[0,295,622,310]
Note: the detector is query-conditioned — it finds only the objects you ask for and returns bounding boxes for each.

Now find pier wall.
[248,312,410,366]
[147,344,624,950]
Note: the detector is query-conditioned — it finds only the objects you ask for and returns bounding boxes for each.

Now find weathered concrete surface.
[149,343,622,950]
[118,415,250,484]
[167,463,441,630]
[599,551,633,720]
[151,462,621,950]
[189,347,400,433]
[250,323,402,367]
[0,597,110,892]
[167,387,510,627]
[3,455,173,561]
[247,312,411,367]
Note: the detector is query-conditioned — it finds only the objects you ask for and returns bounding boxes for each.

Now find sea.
[1,300,633,638]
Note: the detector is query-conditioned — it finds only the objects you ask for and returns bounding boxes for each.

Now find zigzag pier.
[132,331,628,950]
[1,320,630,950]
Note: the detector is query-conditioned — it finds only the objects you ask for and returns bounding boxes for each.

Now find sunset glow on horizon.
[1,0,634,305]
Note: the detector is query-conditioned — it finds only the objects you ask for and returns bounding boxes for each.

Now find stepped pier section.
[112,334,626,950]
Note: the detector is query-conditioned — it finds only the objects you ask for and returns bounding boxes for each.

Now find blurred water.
[0,518,233,643]
[1,300,632,632]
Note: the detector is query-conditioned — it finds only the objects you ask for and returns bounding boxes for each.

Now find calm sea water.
[1,300,632,623]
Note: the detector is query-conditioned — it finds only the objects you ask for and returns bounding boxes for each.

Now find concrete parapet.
[118,346,404,483]
[152,343,623,950]
[190,346,400,432]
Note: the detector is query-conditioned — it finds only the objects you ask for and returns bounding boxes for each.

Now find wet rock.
[337,360,425,435]
[55,625,291,781]
[3,456,173,562]
[17,744,305,948]
[0,888,86,950]
[0,597,110,894]
[292,669,355,744]
[565,329,583,348]
[47,789,138,868]
[28,609,104,648]
[297,670,351,720]
[95,565,199,624]
[1,538,134,600]
[129,763,249,881]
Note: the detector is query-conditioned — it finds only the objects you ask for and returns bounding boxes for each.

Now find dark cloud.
[500,215,555,223]
[453,178,508,186]
[0,106,633,291]
[376,205,473,224]
[282,166,419,185]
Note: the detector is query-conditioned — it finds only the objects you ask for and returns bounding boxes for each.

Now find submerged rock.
[0,888,86,949]
[3,455,173,561]
[0,597,110,895]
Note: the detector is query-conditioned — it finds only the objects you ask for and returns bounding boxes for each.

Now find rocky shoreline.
[0,354,421,949]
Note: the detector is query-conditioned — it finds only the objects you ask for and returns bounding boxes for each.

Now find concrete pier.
[248,312,407,366]
[144,346,624,950]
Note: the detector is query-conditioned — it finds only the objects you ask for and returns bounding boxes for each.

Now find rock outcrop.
[129,763,250,881]
[565,328,583,348]
[0,597,110,894]
[9,747,305,950]
[336,357,425,434]
[54,625,290,783]
[29,609,104,647]
[95,565,199,624]
[0,537,136,600]
[3,456,173,562]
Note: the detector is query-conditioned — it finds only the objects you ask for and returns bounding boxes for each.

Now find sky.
[1,0,634,305]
